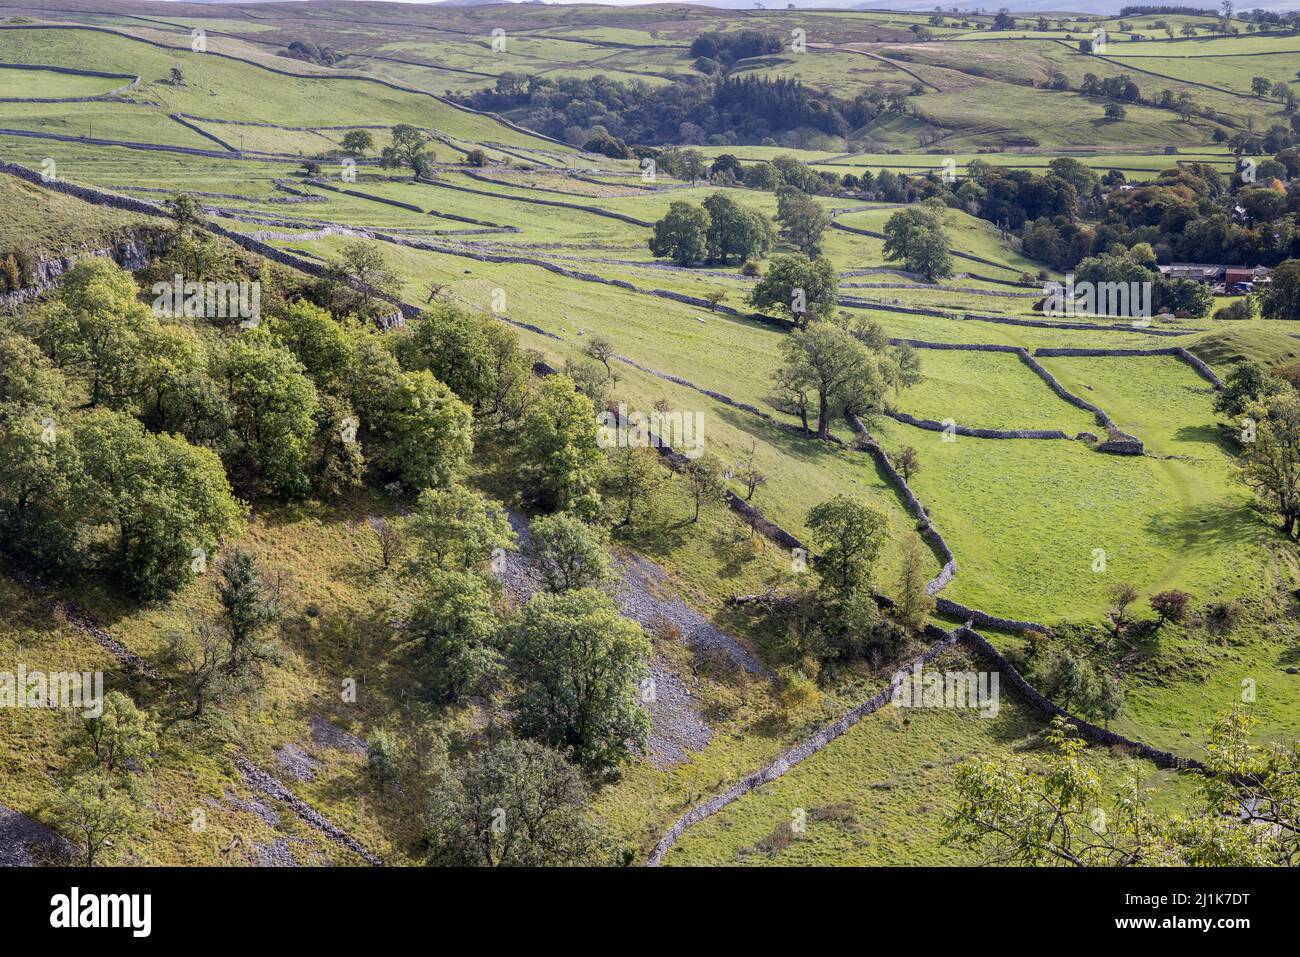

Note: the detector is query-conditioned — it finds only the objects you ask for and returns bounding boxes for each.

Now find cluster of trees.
[0,201,489,599]
[646,183,840,266]
[4,198,688,864]
[648,193,774,265]
[881,204,955,280]
[378,124,437,179]
[772,316,920,441]
[1056,63,1299,120]
[1118,5,1215,14]
[389,466,651,791]
[743,492,936,688]
[654,149,838,197]
[450,72,902,149]
[688,30,783,68]
[280,40,345,66]
[919,156,1300,281]
[1040,247,1215,317]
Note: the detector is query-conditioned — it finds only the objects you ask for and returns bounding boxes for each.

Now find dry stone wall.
[884,338,1149,453]
[886,409,1072,440]
[646,629,963,866]
[645,621,1202,864]
[957,627,1202,770]
[419,177,654,227]
[849,415,1048,631]
[0,62,139,103]
[169,113,238,152]
[1034,346,1224,389]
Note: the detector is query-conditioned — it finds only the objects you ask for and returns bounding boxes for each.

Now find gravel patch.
[644,661,712,767]
[273,743,322,782]
[614,555,769,677]
[310,716,368,756]
[236,758,383,865]
[213,789,281,828]
[252,838,306,867]
[0,803,72,866]
[495,510,546,604]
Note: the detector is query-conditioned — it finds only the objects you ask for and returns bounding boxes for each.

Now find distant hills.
[423,0,1299,12]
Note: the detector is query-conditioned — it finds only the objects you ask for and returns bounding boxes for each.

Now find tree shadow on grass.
[610,511,693,560]
[707,524,766,579]
[1143,499,1268,554]
[1172,422,1236,454]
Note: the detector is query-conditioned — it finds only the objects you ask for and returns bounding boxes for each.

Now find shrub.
[1214,299,1256,321]
[1204,599,1244,636]
[366,731,401,789]
[1150,589,1193,627]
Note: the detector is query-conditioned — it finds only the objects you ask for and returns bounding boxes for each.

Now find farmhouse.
[1157,263,1271,284]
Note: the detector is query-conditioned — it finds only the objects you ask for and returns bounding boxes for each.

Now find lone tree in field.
[738,437,767,501]
[893,532,936,633]
[602,445,663,528]
[775,186,830,255]
[806,495,889,601]
[322,240,401,319]
[341,129,375,156]
[748,253,837,328]
[1106,581,1141,634]
[217,548,282,678]
[703,289,728,311]
[774,322,893,440]
[168,192,204,236]
[894,445,921,483]
[380,123,433,176]
[52,769,145,867]
[584,335,616,378]
[882,206,953,281]
[684,452,726,522]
